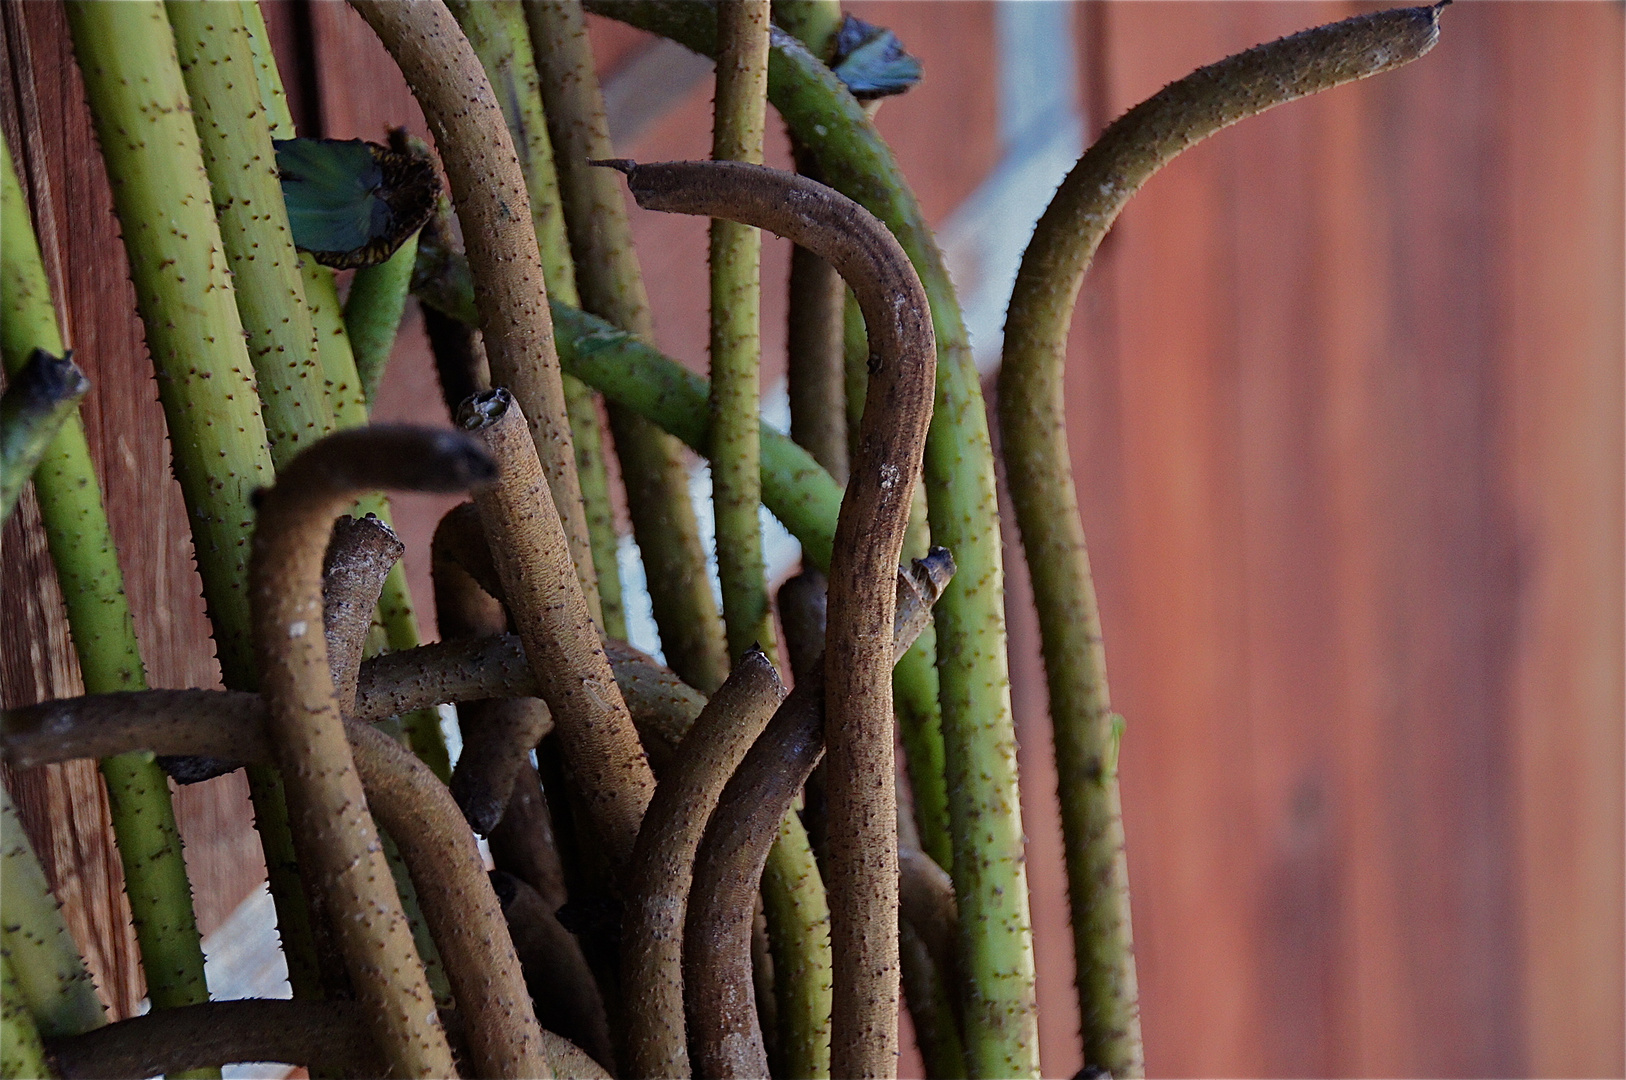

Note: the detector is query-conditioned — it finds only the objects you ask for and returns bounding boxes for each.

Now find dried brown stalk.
[621,649,788,1078]
[458,388,655,875]
[602,158,938,1077]
[347,0,601,620]
[683,552,954,1079]
[321,513,405,713]
[249,426,495,1078]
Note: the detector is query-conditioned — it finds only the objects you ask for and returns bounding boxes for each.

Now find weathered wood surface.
[0,3,1618,1075]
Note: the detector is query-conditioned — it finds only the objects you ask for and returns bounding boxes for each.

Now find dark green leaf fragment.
[275,137,441,269]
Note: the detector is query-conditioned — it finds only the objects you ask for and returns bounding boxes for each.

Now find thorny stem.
[349,0,602,622]
[450,694,551,836]
[347,721,551,1079]
[604,158,937,1078]
[41,998,609,1080]
[0,349,87,525]
[321,514,405,714]
[249,427,495,1078]
[585,11,1042,1070]
[458,389,655,874]
[997,7,1444,1074]
[241,0,454,783]
[446,0,627,640]
[493,870,615,1072]
[0,784,104,1039]
[1,950,52,1080]
[709,0,776,663]
[525,0,729,694]
[9,35,225,1027]
[344,230,421,407]
[620,650,787,1078]
[684,552,953,1079]
[166,0,335,467]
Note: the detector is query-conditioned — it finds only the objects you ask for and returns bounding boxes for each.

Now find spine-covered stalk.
[165,0,334,465]
[0,784,105,1039]
[3,82,216,1031]
[709,0,775,662]
[349,0,603,623]
[239,0,451,777]
[999,8,1445,1074]
[0,950,52,1080]
[525,0,729,693]
[446,0,626,641]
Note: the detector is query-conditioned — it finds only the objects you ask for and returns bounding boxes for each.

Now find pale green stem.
[999,8,1444,1074]
[1,950,54,1080]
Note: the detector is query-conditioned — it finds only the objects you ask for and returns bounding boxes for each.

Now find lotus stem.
[0,784,104,1039]
[321,514,405,713]
[998,8,1444,1074]
[0,349,87,525]
[249,427,497,1078]
[347,721,551,1079]
[451,696,552,836]
[1,950,53,1080]
[604,157,937,1078]
[458,389,655,873]
[446,0,627,639]
[350,0,602,621]
[166,0,335,466]
[684,551,953,1078]
[492,870,615,1073]
[526,0,729,693]
[585,10,1042,1070]
[344,229,420,406]
[708,0,776,662]
[241,0,453,779]
[3,94,216,1030]
[760,810,834,1080]
[620,649,787,1077]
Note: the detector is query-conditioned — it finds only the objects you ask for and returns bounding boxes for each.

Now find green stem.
[344,229,420,406]
[446,0,626,642]
[1,950,54,1080]
[3,83,216,1039]
[0,349,87,526]
[709,0,774,664]
[0,783,104,1038]
[998,9,1445,1074]
[761,810,833,1080]
[771,0,843,61]
[242,2,453,780]
[525,0,729,693]
[166,0,335,468]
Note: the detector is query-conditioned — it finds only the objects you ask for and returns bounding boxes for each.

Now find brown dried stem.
[322,514,405,713]
[684,552,954,1079]
[620,649,788,1077]
[458,388,655,874]
[347,0,600,621]
[603,158,938,1077]
[249,426,495,1078]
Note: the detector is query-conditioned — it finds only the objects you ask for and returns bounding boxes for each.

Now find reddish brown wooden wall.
[2,3,1618,1076]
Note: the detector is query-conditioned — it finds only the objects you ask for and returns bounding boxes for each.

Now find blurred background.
[3,2,1620,1076]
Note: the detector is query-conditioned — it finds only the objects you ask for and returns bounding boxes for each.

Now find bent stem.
[249,427,496,1078]
[620,650,787,1077]
[447,0,627,640]
[350,0,600,620]
[998,7,1444,1074]
[605,158,937,1078]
